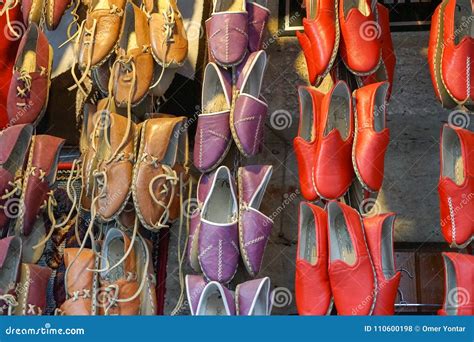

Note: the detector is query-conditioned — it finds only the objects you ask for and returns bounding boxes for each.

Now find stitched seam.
[218,240,223,282]
[234,27,248,37]
[199,244,212,258]
[208,130,229,140]
[225,22,229,62]
[209,29,221,39]
[467,57,471,99]
[243,235,265,247]
[234,116,256,124]
[253,115,262,154]
[448,197,456,243]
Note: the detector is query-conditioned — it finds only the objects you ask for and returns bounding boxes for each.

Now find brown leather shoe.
[0,236,22,316]
[132,116,188,231]
[112,2,153,108]
[13,263,52,315]
[60,248,99,315]
[144,0,188,67]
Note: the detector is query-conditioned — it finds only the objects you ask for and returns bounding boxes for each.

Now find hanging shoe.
[295,202,332,315]
[231,50,268,157]
[45,0,72,30]
[7,23,53,126]
[327,201,376,315]
[352,82,390,192]
[21,0,45,24]
[0,236,22,316]
[187,277,235,316]
[0,124,33,236]
[296,0,339,85]
[235,277,271,315]
[135,234,157,315]
[438,252,474,316]
[438,125,474,248]
[206,0,248,67]
[247,0,270,52]
[238,165,273,277]
[364,213,400,315]
[193,63,232,173]
[185,274,207,315]
[198,166,239,284]
[13,263,52,315]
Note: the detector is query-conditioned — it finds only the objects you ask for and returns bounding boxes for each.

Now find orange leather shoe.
[353,82,390,192]
[293,86,322,201]
[364,213,400,315]
[438,125,474,248]
[296,0,339,85]
[339,0,381,75]
[440,0,474,108]
[327,201,376,315]
[295,202,332,315]
[438,252,473,316]
[313,81,354,200]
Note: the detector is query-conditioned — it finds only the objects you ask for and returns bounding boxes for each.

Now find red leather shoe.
[339,0,381,75]
[364,213,401,315]
[359,4,396,99]
[440,0,474,108]
[428,1,458,108]
[353,82,390,192]
[313,81,354,200]
[438,252,474,316]
[295,202,332,315]
[296,0,339,85]
[294,86,322,201]
[438,125,474,248]
[327,201,376,315]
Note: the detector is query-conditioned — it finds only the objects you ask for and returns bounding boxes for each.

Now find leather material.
[60,248,96,315]
[194,281,235,316]
[113,2,153,107]
[0,236,22,315]
[295,203,331,315]
[46,0,71,30]
[247,1,269,52]
[364,213,401,315]
[339,0,381,74]
[438,126,474,247]
[21,0,44,24]
[206,12,248,67]
[135,236,157,315]
[353,82,390,192]
[439,252,474,316]
[14,263,51,315]
[236,277,271,315]
[328,202,375,315]
[18,135,64,237]
[185,274,207,315]
[7,24,51,126]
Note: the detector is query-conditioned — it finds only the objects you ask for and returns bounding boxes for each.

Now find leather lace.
[16,69,32,107]
[0,294,18,316]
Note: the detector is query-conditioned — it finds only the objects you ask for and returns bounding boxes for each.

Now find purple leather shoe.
[206,0,248,67]
[194,63,232,172]
[13,263,52,315]
[247,1,270,52]
[195,280,235,315]
[231,51,268,157]
[0,236,22,315]
[236,277,271,315]
[198,166,239,284]
[238,165,273,277]
[185,274,207,315]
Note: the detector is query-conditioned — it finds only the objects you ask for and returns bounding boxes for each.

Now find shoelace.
[0,179,22,201]
[16,69,32,107]
[147,164,178,230]
[0,0,20,39]
[0,294,18,316]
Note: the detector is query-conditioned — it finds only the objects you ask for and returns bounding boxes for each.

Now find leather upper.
[0,236,22,315]
[236,277,271,315]
[21,0,43,25]
[14,263,52,315]
[247,2,269,52]
[45,0,71,30]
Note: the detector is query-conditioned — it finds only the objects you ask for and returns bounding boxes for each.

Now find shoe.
[438,125,474,248]
[296,0,339,85]
[438,252,474,316]
[0,124,33,235]
[144,0,188,67]
[198,166,239,284]
[98,228,140,315]
[0,236,22,315]
[247,0,269,52]
[190,278,235,316]
[327,201,376,315]
[193,63,232,173]
[358,3,396,99]
[135,234,157,315]
[113,2,153,108]
[428,0,458,108]
[294,86,321,201]
[339,0,381,75]
[295,202,332,315]
[238,165,273,277]
[7,23,53,126]
[21,0,44,24]
[235,277,271,315]
[440,0,474,108]
[60,248,99,315]
[45,0,71,30]
[231,51,268,157]
[206,0,248,67]
[132,116,187,231]
[13,263,52,315]
[185,274,207,315]
[15,135,64,263]
[313,81,354,200]
[363,213,400,315]
[352,82,390,192]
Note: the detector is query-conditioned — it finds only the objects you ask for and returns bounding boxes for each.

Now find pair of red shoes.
[428,0,473,110]
[294,80,390,201]
[295,201,400,315]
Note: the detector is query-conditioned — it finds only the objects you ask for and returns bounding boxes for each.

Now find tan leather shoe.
[112,2,153,108]
[132,116,188,231]
[144,0,188,67]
